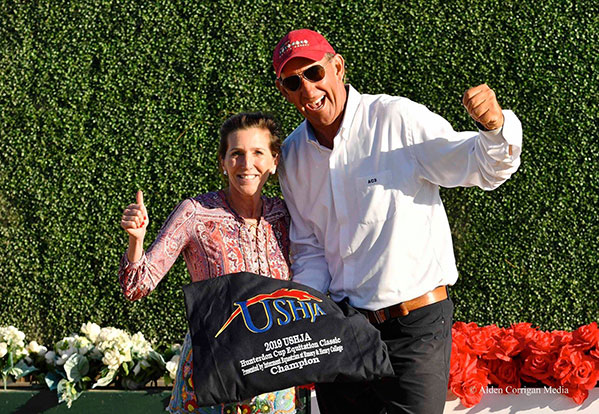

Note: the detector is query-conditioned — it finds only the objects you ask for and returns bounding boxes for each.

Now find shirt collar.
[338,85,360,140]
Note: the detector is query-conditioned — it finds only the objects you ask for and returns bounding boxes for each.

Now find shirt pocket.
[355,170,397,224]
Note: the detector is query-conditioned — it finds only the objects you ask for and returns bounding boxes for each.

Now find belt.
[358,286,448,324]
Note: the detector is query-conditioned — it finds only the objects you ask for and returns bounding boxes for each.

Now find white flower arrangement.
[1,324,181,408]
[33,323,175,408]
[44,329,101,407]
[92,327,166,391]
[0,326,36,390]
[0,326,27,357]
[26,340,48,357]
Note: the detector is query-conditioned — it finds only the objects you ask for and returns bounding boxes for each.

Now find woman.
[118,113,296,414]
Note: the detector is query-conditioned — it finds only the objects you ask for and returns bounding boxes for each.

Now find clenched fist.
[120,190,149,241]
[462,84,504,131]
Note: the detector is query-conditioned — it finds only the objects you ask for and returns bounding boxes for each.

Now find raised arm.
[118,192,194,300]
[408,84,522,190]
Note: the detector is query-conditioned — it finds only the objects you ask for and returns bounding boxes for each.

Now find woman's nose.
[242,154,253,168]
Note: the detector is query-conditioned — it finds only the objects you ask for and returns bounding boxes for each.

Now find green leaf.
[7,366,23,377]
[44,371,64,391]
[92,369,116,388]
[63,354,89,383]
[14,359,37,379]
[148,350,166,367]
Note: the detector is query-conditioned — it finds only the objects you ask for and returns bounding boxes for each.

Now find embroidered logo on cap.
[278,39,310,57]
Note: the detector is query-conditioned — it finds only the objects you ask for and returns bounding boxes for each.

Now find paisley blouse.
[118,190,291,299]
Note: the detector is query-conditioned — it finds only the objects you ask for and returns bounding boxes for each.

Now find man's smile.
[305,95,326,112]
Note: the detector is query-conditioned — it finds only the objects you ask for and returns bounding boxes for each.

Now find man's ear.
[332,54,345,82]
[276,79,292,103]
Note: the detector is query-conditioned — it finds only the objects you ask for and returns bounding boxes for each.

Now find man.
[272,29,522,414]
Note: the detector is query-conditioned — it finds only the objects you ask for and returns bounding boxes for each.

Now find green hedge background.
[1,0,597,346]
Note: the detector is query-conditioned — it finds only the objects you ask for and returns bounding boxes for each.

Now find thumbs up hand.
[121,190,149,241]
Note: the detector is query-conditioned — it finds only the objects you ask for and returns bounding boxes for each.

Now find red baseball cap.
[272,29,336,78]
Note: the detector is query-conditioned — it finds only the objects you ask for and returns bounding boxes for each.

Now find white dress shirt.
[279,85,522,311]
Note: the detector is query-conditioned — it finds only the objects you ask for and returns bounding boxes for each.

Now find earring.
[223,170,228,176]
[270,167,276,174]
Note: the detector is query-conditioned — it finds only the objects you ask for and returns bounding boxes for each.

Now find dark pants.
[315,296,454,414]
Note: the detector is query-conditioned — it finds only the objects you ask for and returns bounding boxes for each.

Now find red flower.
[571,322,599,351]
[450,321,599,407]
[451,345,490,380]
[553,346,583,383]
[511,322,535,343]
[553,330,574,346]
[567,388,589,405]
[527,330,559,355]
[453,321,479,333]
[565,355,599,390]
[485,330,522,362]
[450,350,490,408]
[486,359,521,391]
[521,352,557,383]
[466,325,499,357]
[451,326,469,352]
[450,367,489,408]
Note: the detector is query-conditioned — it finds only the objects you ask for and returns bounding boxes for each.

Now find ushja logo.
[215,288,326,338]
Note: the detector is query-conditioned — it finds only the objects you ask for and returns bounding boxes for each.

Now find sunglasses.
[279,56,334,92]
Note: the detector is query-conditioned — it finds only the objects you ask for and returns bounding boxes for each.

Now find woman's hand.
[121,191,149,262]
[121,190,148,238]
